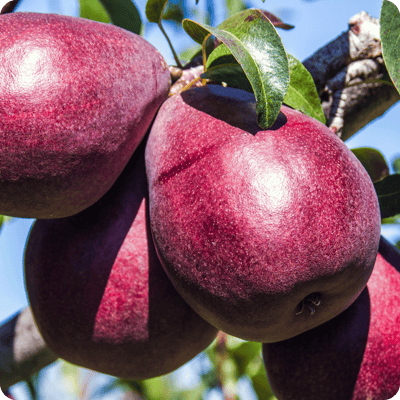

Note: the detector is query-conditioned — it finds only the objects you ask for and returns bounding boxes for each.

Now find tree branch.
[303,11,399,140]
[1,10,399,391]
[0,308,57,391]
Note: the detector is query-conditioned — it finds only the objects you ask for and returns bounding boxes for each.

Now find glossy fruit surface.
[262,236,400,400]
[24,143,218,380]
[145,84,381,342]
[0,12,170,218]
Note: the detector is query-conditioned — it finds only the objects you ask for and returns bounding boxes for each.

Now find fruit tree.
[0,0,400,399]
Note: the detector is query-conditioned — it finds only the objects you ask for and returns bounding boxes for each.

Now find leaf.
[228,341,262,377]
[381,0,400,94]
[283,54,326,123]
[374,174,400,219]
[162,3,184,24]
[351,147,390,182]
[145,0,168,23]
[205,47,324,123]
[60,361,80,396]
[183,9,289,129]
[226,0,247,17]
[99,0,141,34]
[79,0,110,23]
[393,155,400,173]
[204,44,253,93]
[250,367,276,399]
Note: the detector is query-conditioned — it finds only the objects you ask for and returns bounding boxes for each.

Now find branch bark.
[0,308,57,391]
[303,11,400,140]
[1,9,399,392]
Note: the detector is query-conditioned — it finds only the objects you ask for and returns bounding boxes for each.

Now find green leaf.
[228,341,262,377]
[226,0,247,17]
[381,0,400,94]
[351,147,390,182]
[250,367,276,399]
[374,173,400,219]
[393,155,400,173]
[162,3,184,24]
[79,0,110,23]
[145,0,168,23]
[204,48,324,123]
[183,9,289,129]
[60,361,81,396]
[283,54,326,123]
[99,0,142,34]
[204,44,254,93]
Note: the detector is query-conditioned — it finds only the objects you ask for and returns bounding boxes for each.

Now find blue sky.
[1,0,400,398]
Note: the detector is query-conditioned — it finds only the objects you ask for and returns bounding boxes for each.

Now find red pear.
[145,84,381,342]
[0,12,170,218]
[262,236,400,400]
[24,142,218,380]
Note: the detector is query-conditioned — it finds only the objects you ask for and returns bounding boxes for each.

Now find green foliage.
[162,2,185,24]
[145,0,168,23]
[381,0,400,94]
[374,173,400,219]
[393,155,400,173]
[184,9,290,129]
[351,147,389,182]
[99,0,142,34]
[79,0,110,23]
[283,54,325,123]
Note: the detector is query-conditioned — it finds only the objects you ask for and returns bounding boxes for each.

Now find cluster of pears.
[1,11,398,400]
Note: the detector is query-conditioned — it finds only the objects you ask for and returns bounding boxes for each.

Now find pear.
[145,84,381,342]
[262,236,400,400]
[24,142,218,380]
[0,12,170,218]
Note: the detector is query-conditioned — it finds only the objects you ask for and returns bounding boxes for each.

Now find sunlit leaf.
[79,0,110,23]
[283,54,325,123]
[381,0,400,94]
[250,366,277,399]
[99,0,141,34]
[60,361,80,397]
[183,9,289,129]
[145,0,168,23]
[205,48,323,122]
[351,147,390,182]
[228,341,261,376]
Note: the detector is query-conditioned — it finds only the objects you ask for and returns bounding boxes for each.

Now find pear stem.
[158,22,183,69]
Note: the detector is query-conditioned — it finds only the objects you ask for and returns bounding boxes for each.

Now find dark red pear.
[0,12,170,218]
[145,84,381,343]
[262,236,400,400]
[24,142,218,380]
